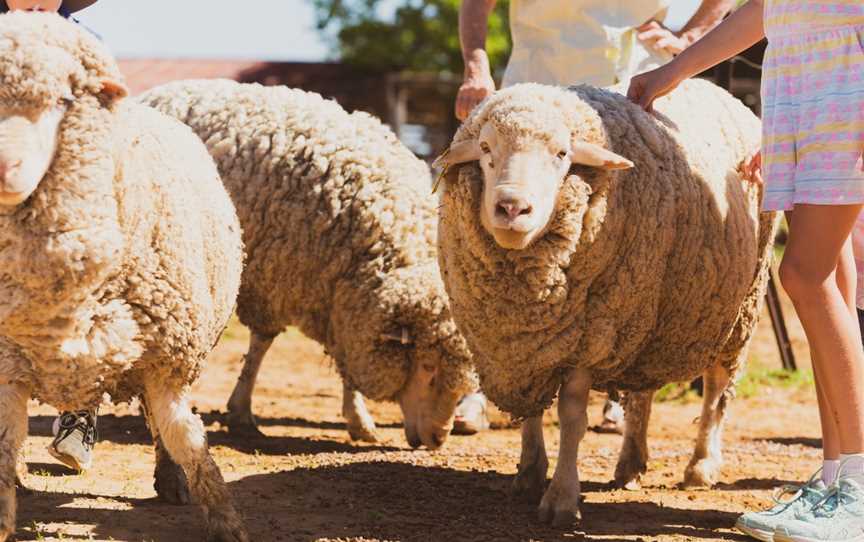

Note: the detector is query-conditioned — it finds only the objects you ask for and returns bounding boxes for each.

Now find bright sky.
[76,0,330,60]
[74,0,701,61]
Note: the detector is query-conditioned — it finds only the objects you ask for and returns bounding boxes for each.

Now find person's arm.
[638,0,737,56]
[455,0,497,121]
[628,0,764,111]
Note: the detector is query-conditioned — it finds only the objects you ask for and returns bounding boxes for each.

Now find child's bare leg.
[780,204,864,454]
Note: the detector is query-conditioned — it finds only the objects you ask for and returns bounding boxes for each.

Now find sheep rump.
[438,79,778,420]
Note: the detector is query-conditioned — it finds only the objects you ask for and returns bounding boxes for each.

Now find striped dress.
[761,0,864,211]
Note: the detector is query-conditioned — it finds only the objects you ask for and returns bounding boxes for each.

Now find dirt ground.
[16,288,825,542]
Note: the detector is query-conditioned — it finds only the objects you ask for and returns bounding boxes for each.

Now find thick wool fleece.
[0,13,243,409]
[438,79,778,419]
[139,80,476,401]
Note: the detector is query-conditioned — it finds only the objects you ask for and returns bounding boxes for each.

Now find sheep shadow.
[198,410,404,431]
[756,437,821,449]
[225,462,746,542]
[17,460,751,541]
[15,488,207,541]
[28,413,401,456]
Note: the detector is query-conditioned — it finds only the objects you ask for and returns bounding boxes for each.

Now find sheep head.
[0,12,128,206]
[435,84,633,250]
[375,265,476,450]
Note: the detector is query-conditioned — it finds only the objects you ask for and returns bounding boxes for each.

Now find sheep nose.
[0,159,22,185]
[495,196,533,221]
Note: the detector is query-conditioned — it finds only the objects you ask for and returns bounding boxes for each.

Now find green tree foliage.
[312,0,511,75]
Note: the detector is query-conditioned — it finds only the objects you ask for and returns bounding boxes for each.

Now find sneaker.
[48,410,96,472]
[736,471,827,542]
[774,478,864,542]
[595,398,625,434]
[451,392,490,435]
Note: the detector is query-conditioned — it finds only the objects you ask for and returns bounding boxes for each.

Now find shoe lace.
[772,468,823,505]
[57,410,98,448]
[807,457,861,518]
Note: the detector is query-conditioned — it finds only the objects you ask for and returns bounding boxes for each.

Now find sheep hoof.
[154,457,191,505]
[511,460,548,503]
[205,506,249,542]
[14,454,27,489]
[226,412,264,438]
[683,458,721,488]
[346,423,379,443]
[612,459,646,490]
[612,474,642,491]
[0,486,14,542]
[537,482,581,528]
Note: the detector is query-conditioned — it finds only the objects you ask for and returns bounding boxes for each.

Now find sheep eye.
[480,142,491,154]
[557,150,568,160]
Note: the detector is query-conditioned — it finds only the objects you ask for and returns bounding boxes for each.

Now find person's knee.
[778,255,832,303]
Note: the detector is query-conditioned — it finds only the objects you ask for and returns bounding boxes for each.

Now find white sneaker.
[736,470,827,542]
[774,478,864,542]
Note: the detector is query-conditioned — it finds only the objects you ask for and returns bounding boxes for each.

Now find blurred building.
[119,41,765,162]
[119,59,460,161]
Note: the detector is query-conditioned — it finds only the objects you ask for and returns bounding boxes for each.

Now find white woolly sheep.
[139,79,477,449]
[0,13,246,542]
[434,79,778,526]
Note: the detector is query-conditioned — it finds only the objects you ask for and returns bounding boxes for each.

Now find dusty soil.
[16,289,824,542]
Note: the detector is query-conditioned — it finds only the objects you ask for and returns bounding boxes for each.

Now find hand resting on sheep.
[434,79,778,526]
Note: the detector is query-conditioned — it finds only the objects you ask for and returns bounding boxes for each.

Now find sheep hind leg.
[141,397,191,505]
[538,368,592,527]
[226,332,275,436]
[511,416,548,503]
[613,390,654,490]
[683,362,733,487]
[342,381,378,442]
[0,383,29,542]
[144,377,248,542]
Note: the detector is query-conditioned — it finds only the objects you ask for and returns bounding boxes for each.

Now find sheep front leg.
[342,381,378,442]
[613,390,654,489]
[0,382,29,542]
[226,333,274,436]
[683,363,732,487]
[511,416,548,502]
[144,378,248,542]
[538,368,591,527]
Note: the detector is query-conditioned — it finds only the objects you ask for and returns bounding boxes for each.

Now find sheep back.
[139,80,473,402]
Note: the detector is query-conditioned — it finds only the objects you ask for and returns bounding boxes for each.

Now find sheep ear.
[570,139,634,170]
[98,78,129,105]
[432,139,482,170]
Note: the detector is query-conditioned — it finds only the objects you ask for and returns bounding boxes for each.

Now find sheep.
[138,79,477,449]
[433,78,778,526]
[0,13,247,542]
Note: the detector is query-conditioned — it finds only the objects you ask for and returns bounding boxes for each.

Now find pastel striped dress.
[761,0,864,211]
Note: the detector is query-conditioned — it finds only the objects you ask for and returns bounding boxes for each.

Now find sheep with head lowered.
[0,13,246,542]
[433,78,778,526]
[139,79,477,449]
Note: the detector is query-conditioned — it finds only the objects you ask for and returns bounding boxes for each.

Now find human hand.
[456,52,496,121]
[626,62,685,112]
[637,21,691,56]
[739,151,763,185]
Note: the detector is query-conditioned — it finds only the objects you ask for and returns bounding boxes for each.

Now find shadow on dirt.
[714,478,801,491]
[199,410,404,431]
[17,460,748,542]
[28,414,402,456]
[756,437,822,449]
